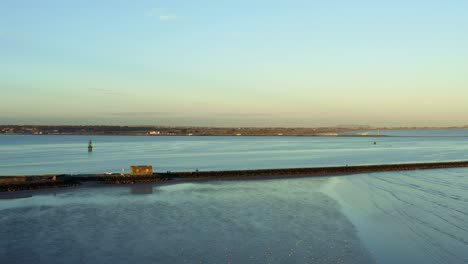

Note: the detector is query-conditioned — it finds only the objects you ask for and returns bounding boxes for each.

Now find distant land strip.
[2,161,468,193]
[1,125,467,136]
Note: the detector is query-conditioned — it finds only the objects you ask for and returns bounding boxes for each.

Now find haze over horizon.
[1,1,467,127]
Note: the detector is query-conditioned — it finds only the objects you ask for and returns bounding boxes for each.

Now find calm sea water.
[1,132,468,175]
[1,131,468,263]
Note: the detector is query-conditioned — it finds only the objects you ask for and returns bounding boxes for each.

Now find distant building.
[130,165,153,176]
[317,133,338,136]
[148,130,161,135]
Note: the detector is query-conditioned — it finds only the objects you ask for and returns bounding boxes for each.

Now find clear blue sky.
[1,0,467,127]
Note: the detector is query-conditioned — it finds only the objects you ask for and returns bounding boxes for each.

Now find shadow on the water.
[0,192,33,200]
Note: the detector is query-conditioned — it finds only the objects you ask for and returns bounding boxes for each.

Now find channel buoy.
[88,140,93,152]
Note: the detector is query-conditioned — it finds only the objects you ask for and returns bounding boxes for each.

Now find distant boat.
[88,140,93,152]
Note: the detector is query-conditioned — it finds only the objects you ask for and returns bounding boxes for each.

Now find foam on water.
[323,168,468,263]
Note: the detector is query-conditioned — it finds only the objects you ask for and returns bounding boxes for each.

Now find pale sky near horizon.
[1,0,467,127]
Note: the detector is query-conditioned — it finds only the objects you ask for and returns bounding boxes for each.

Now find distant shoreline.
[0,134,389,137]
[1,125,467,137]
[3,134,468,138]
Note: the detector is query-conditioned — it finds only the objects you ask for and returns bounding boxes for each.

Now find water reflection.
[130,185,154,195]
[0,179,374,264]
[2,169,468,264]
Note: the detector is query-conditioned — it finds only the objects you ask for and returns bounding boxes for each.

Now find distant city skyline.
[1,1,467,127]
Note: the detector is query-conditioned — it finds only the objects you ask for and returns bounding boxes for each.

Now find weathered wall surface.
[0,177,27,184]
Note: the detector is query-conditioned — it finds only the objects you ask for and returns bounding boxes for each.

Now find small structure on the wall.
[130,165,153,176]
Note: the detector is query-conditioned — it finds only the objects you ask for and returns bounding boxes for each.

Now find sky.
[1,0,467,127]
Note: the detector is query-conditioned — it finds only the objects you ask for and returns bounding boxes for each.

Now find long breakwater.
[1,161,468,192]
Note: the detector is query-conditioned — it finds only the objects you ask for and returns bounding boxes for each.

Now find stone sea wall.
[1,161,468,192]
[166,161,468,179]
